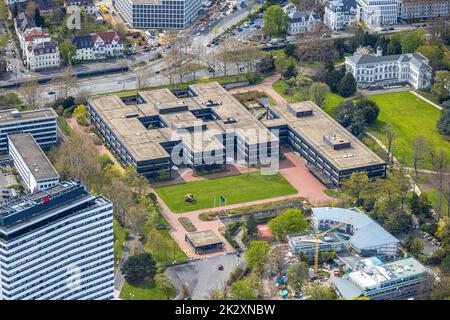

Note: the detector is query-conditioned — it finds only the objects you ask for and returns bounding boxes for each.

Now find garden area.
[155,172,297,213]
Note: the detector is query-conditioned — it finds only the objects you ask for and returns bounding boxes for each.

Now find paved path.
[410,91,442,111]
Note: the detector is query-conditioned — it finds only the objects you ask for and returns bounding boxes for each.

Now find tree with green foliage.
[409,193,433,223]
[305,283,337,300]
[437,109,450,136]
[154,272,175,299]
[440,254,450,275]
[431,276,450,300]
[60,40,77,65]
[404,235,424,257]
[287,262,309,293]
[400,30,425,53]
[230,278,257,300]
[246,214,257,238]
[416,45,445,69]
[263,5,289,37]
[337,72,356,97]
[99,153,114,169]
[268,209,308,240]
[387,37,402,55]
[355,98,380,125]
[274,52,297,78]
[432,71,450,102]
[121,252,157,285]
[244,240,271,272]
[309,82,330,108]
[72,104,88,126]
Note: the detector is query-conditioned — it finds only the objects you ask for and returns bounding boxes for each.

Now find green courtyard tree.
[309,82,330,108]
[154,272,175,299]
[287,262,309,293]
[72,104,88,126]
[337,73,357,98]
[404,235,424,257]
[230,278,257,300]
[305,283,337,300]
[268,208,308,240]
[121,252,157,285]
[244,240,271,272]
[263,5,288,37]
[60,40,77,65]
[340,171,370,206]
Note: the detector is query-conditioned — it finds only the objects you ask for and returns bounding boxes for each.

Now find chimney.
[376,46,383,57]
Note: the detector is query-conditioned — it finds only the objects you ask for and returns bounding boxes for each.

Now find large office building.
[263,101,386,186]
[324,0,358,31]
[88,82,279,178]
[356,0,399,27]
[0,108,58,153]
[113,0,201,29]
[0,180,114,300]
[8,133,60,193]
[345,48,432,90]
[310,207,400,258]
[333,257,432,300]
[287,232,347,257]
[399,0,449,19]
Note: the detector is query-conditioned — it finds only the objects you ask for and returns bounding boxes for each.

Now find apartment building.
[19,27,51,61]
[114,0,201,29]
[8,133,60,193]
[26,41,60,71]
[0,108,58,153]
[356,0,399,27]
[71,31,124,61]
[287,10,321,35]
[324,0,358,30]
[0,180,114,300]
[399,0,449,19]
[345,47,432,89]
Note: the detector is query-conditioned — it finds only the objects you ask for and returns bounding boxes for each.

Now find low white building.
[345,47,432,89]
[356,0,399,27]
[399,0,449,19]
[26,41,60,71]
[71,31,124,61]
[324,0,358,30]
[8,133,59,193]
[287,10,321,35]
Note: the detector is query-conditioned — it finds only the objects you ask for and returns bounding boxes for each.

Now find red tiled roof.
[93,31,123,45]
[23,28,50,42]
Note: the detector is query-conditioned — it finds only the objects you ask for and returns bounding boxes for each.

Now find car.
[218,264,224,271]
[48,91,55,95]
[155,70,160,74]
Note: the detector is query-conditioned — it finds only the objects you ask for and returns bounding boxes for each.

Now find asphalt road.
[166,253,245,300]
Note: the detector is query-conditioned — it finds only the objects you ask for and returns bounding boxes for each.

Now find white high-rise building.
[0,180,114,300]
[356,0,399,27]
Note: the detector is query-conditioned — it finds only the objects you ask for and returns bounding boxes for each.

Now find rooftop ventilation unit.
[205,99,222,107]
[323,133,351,150]
[287,104,313,118]
[224,117,237,124]
[11,110,20,118]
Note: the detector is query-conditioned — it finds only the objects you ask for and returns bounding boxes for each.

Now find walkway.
[410,91,442,111]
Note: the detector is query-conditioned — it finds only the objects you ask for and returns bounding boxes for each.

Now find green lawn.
[322,93,345,116]
[368,92,449,169]
[113,219,129,265]
[120,278,176,300]
[155,172,297,213]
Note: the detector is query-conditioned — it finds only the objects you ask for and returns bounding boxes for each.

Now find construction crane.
[314,219,351,274]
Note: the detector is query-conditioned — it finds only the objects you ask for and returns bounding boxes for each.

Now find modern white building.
[114,0,201,29]
[345,48,432,89]
[287,10,321,35]
[8,133,59,193]
[311,207,400,258]
[71,31,124,61]
[0,108,58,153]
[0,180,114,300]
[356,0,399,27]
[399,0,449,19]
[324,0,358,30]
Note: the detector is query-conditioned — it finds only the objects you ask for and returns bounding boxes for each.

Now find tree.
[384,124,397,165]
[269,245,288,276]
[432,71,450,101]
[437,108,450,135]
[387,37,402,55]
[340,171,370,206]
[440,254,450,275]
[400,30,425,53]
[121,252,157,285]
[72,104,88,126]
[412,136,430,177]
[404,235,424,257]
[60,40,77,65]
[246,214,257,238]
[355,98,380,125]
[154,272,175,299]
[337,73,356,97]
[305,284,337,300]
[263,5,288,37]
[268,209,308,240]
[230,279,257,300]
[309,82,330,107]
[431,276,450,300]
[19,80,40,108]
[416,45,445,69]
[287,262,309,293]
[244,240,271,272]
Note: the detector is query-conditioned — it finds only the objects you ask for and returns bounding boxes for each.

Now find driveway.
[166,253,245,299]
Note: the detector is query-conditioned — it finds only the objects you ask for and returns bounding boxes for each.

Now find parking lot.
[166,253,245,299]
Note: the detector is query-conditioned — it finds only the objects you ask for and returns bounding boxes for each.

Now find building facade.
[8,133,60,193]
[71,31,124,61]
[287,10,321,35]
[399,0,449,19]
[324,0,358,30]
[0,108,58,153]
[26,41,60,71]
[0,180,114,300]
[345,48,432,89]
[114,0,201,29]
[356,0,399,27]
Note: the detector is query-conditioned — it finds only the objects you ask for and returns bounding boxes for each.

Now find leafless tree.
[19,79,40,108]
[384,124,397,166]
[412,136,430,177]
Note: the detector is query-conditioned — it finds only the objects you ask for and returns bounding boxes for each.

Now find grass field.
[120,278,176,300]
[368,92,449,169]
[113,219,129,265]
[155,172,297,213]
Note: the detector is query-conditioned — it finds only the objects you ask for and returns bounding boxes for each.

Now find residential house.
[324,0,358,30]
[27,40,60,71]
[287,10,321,35]
[71,31,124,61]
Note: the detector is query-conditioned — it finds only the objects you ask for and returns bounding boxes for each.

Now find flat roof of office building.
[0,108,57,123]
[263,101,385,171]
[8,133,59,181]
[185,230,223,249]
[88,82,277,162]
